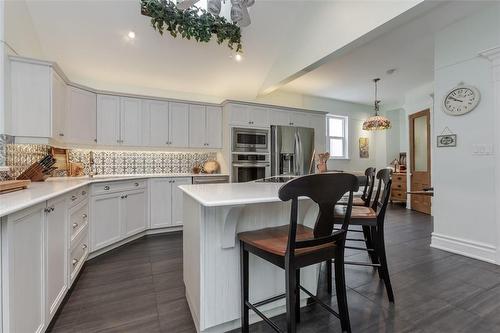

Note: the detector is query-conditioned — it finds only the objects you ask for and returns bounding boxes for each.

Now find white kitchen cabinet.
[2,203,46,333]
[169,102,190,147]
[97,94,120,145]
[145,99,169,146]
[228,104,269,127]
[171,177,191,226]
[310,114,326,153]
[290,112,310,127]
[150,177,192,228]
[45,195,68,322]
[91,192,122,251]
[51,71,67,141]
[206,106,223,148]
[9,58,66,139]
[120,97,142,146]
[189,105,222,148]
[65,86,97,145]
[122,189,148,237]
[269,109,310,127]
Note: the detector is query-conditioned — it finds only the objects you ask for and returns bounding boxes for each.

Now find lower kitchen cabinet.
[2,204,46,333]
[150,177,191,228]
[45,195,68,322]
[90,183,148,252]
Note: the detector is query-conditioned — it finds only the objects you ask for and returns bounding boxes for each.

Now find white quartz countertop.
[0,173,228,218]
[179,182,287,207]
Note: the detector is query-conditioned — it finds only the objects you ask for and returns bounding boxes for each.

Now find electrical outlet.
[472,144,494,155]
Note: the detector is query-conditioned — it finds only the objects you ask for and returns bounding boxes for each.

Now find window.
[327,115,348,159]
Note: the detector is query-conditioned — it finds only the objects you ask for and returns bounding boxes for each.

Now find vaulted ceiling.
[24,0,425,103]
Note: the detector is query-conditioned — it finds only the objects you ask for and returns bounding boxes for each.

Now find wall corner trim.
[431,232,497,264]
[479,45,500,63]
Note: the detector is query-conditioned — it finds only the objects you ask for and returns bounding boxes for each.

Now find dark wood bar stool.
[333,168,394,303]
[339,167,376,207]
[238,173,359,333]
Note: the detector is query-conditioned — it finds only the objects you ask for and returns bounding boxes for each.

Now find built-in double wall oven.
[231,127,270,182]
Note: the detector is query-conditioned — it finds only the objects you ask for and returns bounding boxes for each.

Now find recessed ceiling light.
[128,31,136,39]
[235,53,243,62]
[386,68,397,75]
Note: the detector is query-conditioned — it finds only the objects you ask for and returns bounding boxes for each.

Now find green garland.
[141,0,242,52]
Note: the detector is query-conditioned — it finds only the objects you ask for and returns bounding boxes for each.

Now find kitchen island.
[180,182,322,333]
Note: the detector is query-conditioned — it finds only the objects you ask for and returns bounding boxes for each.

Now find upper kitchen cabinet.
[189,105,222,148]
[97,95,143,146]
[228,103,269,128]
[143,100,189,148]
[169,102,190,147]
[9,57,67,141]
[309,114,326,152]
[65,87,97,145]
[269,109,310,127]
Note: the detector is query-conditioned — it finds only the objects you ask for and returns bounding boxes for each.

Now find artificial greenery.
[141,0,242,52]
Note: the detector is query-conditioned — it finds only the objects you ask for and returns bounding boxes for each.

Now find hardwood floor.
[49,206,500,332]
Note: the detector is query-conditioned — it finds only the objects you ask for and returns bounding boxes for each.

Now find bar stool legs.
[240,244,250,333]
[373,226,394,302]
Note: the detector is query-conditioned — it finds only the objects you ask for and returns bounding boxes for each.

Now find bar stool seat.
[337,196,367,206]
[239,225,336,257]
[334,206,377,224]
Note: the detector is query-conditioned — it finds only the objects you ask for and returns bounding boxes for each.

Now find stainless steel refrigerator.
[271,125,315,176]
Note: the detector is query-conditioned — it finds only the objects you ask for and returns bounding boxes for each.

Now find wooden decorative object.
[315,152,329,173]
[0,180,31,194]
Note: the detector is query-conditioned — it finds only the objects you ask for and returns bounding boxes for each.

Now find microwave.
[232,128,269,153]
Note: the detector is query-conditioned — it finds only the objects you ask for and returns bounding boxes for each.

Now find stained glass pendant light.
[362,78,391,131]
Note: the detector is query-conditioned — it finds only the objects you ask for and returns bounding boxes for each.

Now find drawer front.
[392,182,407,191]
[92,179,146,195]
[69,201,89,245]
[69,226,89,284]
[68,186,89,207]
[393,174,406,183]
[391,190,407,201]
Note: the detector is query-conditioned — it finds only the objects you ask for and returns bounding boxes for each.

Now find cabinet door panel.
[122,189,147,237]
[206,106,222,148]
[269,109,290,126]
[145,100,169,146]
[120,97,142,146]
[52,72,67,141]
[229,104,249,126]
[66,87,96,144]
[310,115,326,153]
[150,179,173,229]
[10,60,51,137]
[189,104,206,148]
[91,194,121,251]
[169,102,189,147]
[4,204,46,333]
[46,196,68,321]
[249,106,269,127]
[97,95,120,145]
[290,112,310,127]
[171,178,192,226]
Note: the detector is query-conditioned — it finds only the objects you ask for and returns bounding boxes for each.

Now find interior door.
[409,109,431,215]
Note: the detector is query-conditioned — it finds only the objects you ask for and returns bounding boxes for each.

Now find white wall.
[431,3,500,263]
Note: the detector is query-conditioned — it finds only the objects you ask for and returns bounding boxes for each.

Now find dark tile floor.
[49,205,500,332]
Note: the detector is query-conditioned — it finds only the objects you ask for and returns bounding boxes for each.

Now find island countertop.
[179,182,289,207]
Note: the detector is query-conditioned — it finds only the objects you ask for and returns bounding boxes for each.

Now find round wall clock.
[442,85,480,116]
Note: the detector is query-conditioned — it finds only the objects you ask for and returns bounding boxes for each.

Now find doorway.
[409,109,431,215]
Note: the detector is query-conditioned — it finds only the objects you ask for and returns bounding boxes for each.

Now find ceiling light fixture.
[128,31,136,39]
[362,78,391,131]
[234,53,243,62]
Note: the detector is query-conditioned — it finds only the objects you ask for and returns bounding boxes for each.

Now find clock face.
[442,85,480,116]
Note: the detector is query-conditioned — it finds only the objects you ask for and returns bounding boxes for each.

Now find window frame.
[326,115,349,159]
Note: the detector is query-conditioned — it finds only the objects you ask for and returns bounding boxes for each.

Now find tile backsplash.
[3,144,218,178]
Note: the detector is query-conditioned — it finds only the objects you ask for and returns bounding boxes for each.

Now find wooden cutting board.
[0,180,31,194]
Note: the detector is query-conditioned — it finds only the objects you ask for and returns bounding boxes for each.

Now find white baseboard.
[88,226,183,259]
[431,232,497,264]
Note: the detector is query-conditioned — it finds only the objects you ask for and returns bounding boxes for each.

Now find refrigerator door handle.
[297,131,303,174]
[294,131,300,175]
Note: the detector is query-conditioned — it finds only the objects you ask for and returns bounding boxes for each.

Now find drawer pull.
[104,186,110,191]
[72,223,78,229]
[82,190,87,196]
[82,244,88,250]
[134,182,139,187]
[72,258,79,266]
[71,195,77,201]
[82,214,88,219]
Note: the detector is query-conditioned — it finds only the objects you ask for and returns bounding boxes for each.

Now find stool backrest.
[278,173,359,255]
[371,169,393,221]
[361,167,376,205]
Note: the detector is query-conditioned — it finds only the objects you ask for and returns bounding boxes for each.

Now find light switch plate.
[472,144,494,155]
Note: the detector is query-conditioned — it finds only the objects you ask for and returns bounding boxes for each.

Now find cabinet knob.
[104,186,110,190]
[82,244,88,250]
[72,258,79,266]
[94,139,97,143]
[82,190,87,196]
[71,195,77,201]
[44,208,51,213]
[134,182,139,187]
[73,223,78,229]
[59,133,64,137]
[82,213,88,219]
